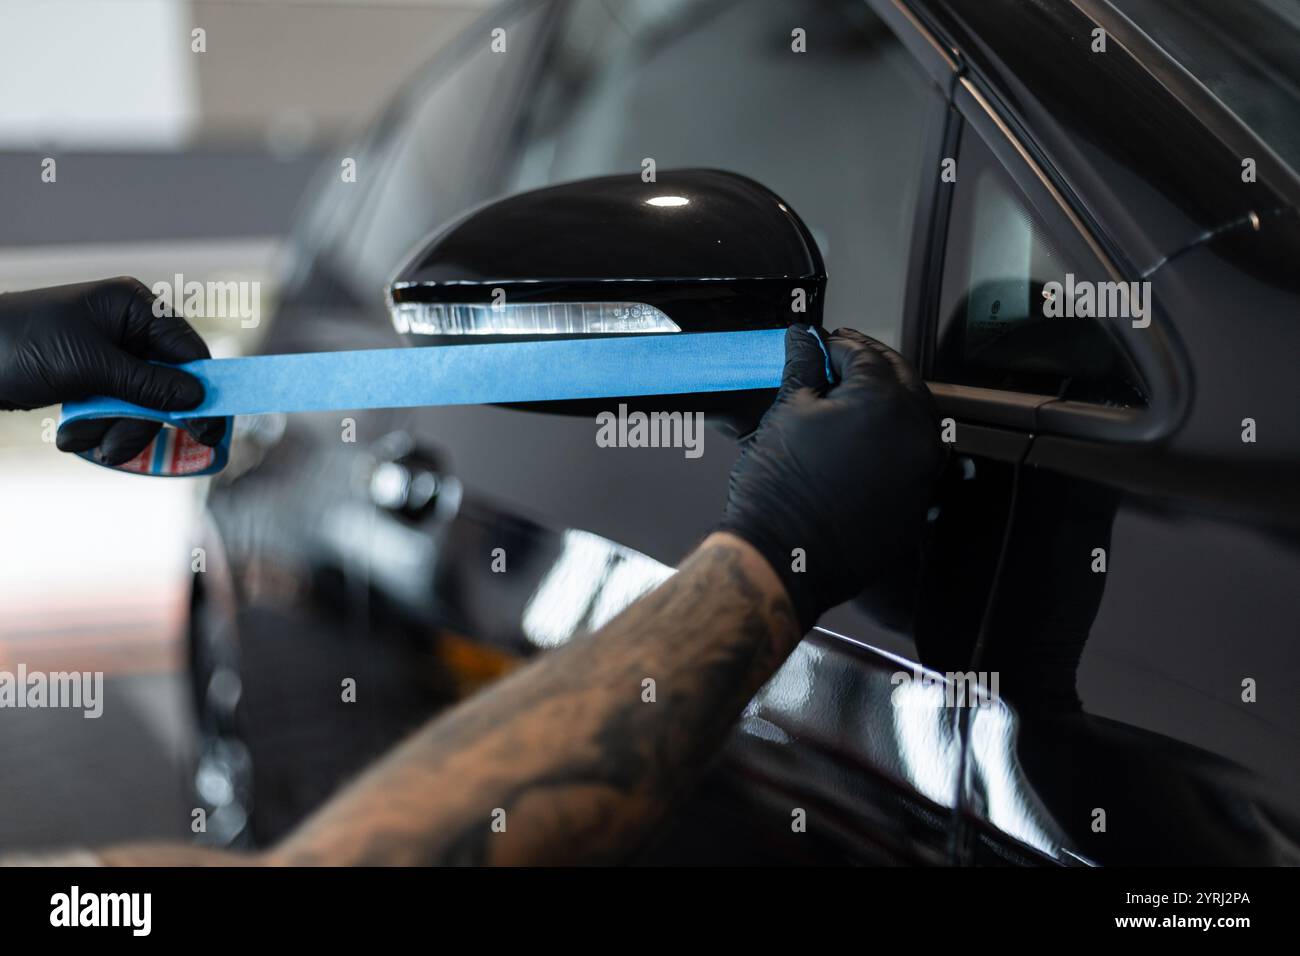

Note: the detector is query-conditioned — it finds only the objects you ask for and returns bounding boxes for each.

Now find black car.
[187,0,1300,865]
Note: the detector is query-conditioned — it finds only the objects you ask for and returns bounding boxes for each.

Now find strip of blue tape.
[59,329,792,477]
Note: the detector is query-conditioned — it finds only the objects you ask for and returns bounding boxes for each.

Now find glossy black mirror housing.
[388,168,826,336]
[387,169,825,435]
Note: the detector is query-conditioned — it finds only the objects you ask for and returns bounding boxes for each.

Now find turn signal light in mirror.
[389,300,680,336]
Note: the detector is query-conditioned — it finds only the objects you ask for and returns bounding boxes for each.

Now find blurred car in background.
[188,0,1300,864]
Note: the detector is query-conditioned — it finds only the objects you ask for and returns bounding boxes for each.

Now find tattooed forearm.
[267,532,800,866]
[92,533,797,867]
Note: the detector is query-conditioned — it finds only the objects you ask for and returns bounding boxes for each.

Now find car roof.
[903,0,1300,274]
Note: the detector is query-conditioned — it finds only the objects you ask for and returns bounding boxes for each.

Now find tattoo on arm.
[273,532,799,866]
[98,533,799,866]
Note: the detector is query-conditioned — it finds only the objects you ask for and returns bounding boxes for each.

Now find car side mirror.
[386,169,826,433]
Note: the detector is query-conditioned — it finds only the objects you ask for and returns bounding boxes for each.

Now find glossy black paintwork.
[390,168,826,332]
[186,0,1300,864]
[966,465,1300,865]
[395,168,824,284]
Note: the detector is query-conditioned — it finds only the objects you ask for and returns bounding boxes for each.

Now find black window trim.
[942,76,1188,444]
[872,0,1190,445]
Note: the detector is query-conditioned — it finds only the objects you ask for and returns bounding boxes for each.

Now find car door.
[919,92,1156,863]
[907,1,1300,864]
[934,104,1300,866]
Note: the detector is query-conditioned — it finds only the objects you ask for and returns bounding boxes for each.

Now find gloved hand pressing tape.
[717,326,945,631]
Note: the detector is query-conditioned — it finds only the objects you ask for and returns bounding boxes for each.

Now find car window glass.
[505,0,940,347]
[327,2,550,304]
[935,126,1147,406]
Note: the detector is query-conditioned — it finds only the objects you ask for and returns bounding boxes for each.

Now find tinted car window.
[505,0,940,346]
[935,126,1147,406]
[317,1,551,306]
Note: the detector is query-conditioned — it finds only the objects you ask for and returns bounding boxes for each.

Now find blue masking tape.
[59,329,793,477]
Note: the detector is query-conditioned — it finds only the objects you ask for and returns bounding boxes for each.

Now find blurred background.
[0,0,485,851]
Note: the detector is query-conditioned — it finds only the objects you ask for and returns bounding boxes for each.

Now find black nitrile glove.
[718,325,945,631]
[0,277,226,465]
